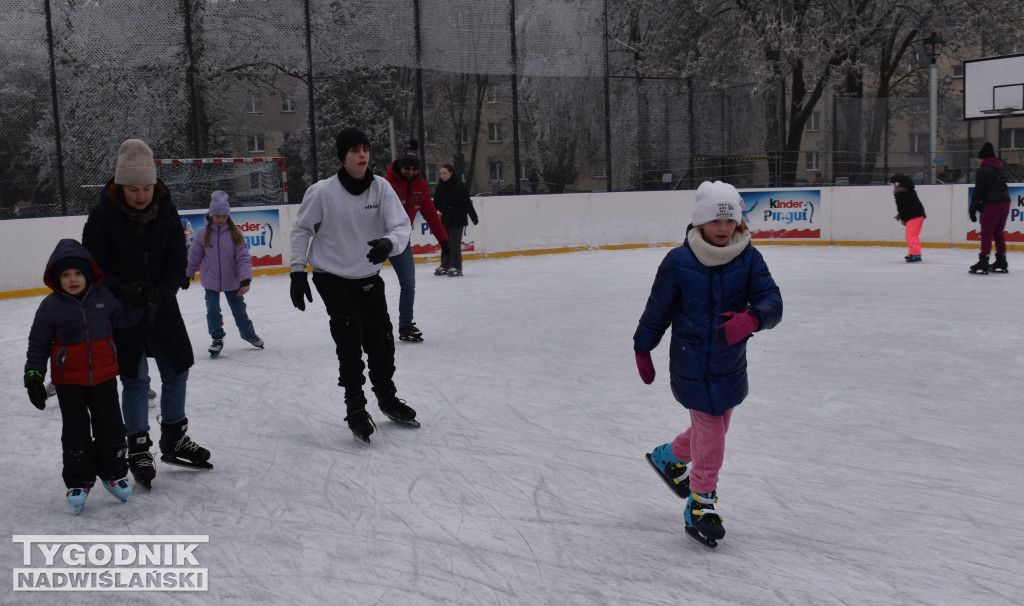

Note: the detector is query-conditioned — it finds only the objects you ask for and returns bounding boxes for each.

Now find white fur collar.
[687,226,751,267]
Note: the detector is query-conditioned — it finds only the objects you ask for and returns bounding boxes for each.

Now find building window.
[424,86,434,107]
[910,133,929,154]
[280,95,295,113]
[489,161,504,181]
[1001,128,1023,149]
[805,151,821,172]
[486,85,501,104]
[805,111,821,132]
[456,126,469,145]
[425,164,438,183]
[247,134,265,153]
[247,93,262,114]
[488,122,502,143]
[951,64,964,78]
[591,158,607,179]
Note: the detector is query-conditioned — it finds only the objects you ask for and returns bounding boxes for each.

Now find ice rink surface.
[1,244,1022,605]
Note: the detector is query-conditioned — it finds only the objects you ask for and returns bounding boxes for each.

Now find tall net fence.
[0,0,1011,219]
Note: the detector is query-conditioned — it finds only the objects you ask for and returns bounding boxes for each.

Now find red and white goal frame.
[153,157,288,204]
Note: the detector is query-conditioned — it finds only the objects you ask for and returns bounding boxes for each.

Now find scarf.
[337,167,375,196]
[687,225,751,267]
[118,200,160,233]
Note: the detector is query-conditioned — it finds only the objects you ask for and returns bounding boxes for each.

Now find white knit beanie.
[114,139,157,185]
[692,180,743,226]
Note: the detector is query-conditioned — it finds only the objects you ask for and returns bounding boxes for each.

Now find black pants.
[311,272,396,400]
[440,223,466,270]
[55,379,128,488]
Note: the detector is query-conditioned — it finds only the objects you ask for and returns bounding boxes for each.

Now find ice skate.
[247,335,265,348]
[159,418,213,469]
[100,477,133,502]
[66,487,89,515]
[645,443,690,498]
[447,269,463,277]
[208,338,224,357]
[685,491,725,549]
[969,254,989,274]
[905,254,922,263]
[127,432,155,490]
[990,253,1008,273]
[344,409,377,445]
[374,388,420,427]
[434,266,449,276]
[398,323,424,342]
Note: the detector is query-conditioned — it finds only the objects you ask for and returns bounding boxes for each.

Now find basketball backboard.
[963,53,1024,120]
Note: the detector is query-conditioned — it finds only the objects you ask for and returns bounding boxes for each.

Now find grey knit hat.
[114,139,157,185]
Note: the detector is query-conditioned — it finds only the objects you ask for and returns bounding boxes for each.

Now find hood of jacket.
[44,239,104,293]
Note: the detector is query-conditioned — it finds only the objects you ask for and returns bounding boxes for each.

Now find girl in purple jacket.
[185,191,264,357]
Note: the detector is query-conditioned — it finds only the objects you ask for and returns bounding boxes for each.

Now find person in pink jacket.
[184,191,264,357]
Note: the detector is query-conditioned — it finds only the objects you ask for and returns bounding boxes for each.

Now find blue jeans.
[206,288,256,341]
[120,346,188,435]
[388,243,416,326]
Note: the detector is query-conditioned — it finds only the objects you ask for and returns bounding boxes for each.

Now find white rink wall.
[2,184,1020,296]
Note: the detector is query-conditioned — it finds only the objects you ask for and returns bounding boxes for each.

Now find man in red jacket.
[383,139,448,342]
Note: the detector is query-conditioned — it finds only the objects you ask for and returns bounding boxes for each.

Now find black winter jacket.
[970,157,1011,214]
[434,175,478,229]
[894,188,926,222]
[81,180,194,378]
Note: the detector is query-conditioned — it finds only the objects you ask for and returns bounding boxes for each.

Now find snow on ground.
[1,245,1022,605]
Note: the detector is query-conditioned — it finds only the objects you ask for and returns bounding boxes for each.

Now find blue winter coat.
[634,234,782,415]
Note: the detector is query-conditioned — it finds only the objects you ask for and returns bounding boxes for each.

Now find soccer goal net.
[154,157,288,211]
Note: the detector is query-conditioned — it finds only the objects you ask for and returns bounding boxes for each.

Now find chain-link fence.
[0,0,1016,219]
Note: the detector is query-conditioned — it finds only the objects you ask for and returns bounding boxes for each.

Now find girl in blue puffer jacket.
[634,180,783,548]
[185,191,264,357]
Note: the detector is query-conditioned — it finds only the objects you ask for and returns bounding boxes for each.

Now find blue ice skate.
[645,443,691,498]
[685,491,725,549]
[101,477,133,502]
[66,487,89,515]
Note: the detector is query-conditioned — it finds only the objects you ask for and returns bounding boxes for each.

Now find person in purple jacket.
[634,181,783,548]
[25,239,146,513]
[184,190,264,357]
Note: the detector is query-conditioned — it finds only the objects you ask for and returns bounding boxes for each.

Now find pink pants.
[904,216,924,256]
[670,408,733,495]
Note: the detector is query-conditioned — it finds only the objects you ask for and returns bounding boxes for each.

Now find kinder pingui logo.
[12,535,209,592]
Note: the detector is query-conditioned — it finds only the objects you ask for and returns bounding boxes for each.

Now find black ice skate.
[159,418,213,469]
[344,409,377,445]
[990,253,1009,273]
[398,323,423,342]
[374,388,420,427]
[969,254,990,274]
[127,432,156,490]
[209,338,224,357]
[684,491,725,549]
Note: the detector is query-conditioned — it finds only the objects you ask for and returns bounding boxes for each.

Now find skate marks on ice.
[1,247,1023,604]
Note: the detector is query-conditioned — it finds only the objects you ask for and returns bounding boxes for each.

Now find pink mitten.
[715,311,759,346]
[635,351,655,384]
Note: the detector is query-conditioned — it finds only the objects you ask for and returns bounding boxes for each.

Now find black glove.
[366,239,394,264]
[25,370,47,410]
[117,281,159,306]
[181,276,192,290]
[969,202,980,223]
[290,271,312,311]
[472,217,479,225]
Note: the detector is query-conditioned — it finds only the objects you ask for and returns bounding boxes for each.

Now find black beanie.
[978,142,995,159]
[52,257,92,291]
[395,139,421,170]
[889,173,914,190]
[336,127,371,161]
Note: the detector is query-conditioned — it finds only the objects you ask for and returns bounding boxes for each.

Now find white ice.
[1,245,1022,605]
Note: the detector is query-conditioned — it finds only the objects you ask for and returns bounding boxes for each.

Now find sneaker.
[905,254,922,263]
[448,269,463,277]
[398,323,423,342]
[208,338,224,357]
[648,443,690,497]
[247,335,265,349]
[434,266,449,276]
[66,487,90,515]
[685,491,725,541]
[100,477,133,502]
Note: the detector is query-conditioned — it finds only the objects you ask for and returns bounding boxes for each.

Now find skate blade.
[398,336,423,342]
[685,526,718,549]
[352,433,373,446]
[382,414,420,428]
[645,453,689,499]
[160,455,213,470]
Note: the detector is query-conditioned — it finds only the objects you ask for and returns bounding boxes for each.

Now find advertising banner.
[966,185,1024,242]
[408,213,474,256]
[741,190,822,239]
[180,208,283,268]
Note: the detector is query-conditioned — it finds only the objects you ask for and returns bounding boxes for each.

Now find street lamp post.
[924,32,944,184]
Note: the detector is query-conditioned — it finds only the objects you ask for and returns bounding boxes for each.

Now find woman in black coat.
[968,142,1012,273]
[82,139,211,490]
[433,164,479,277]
